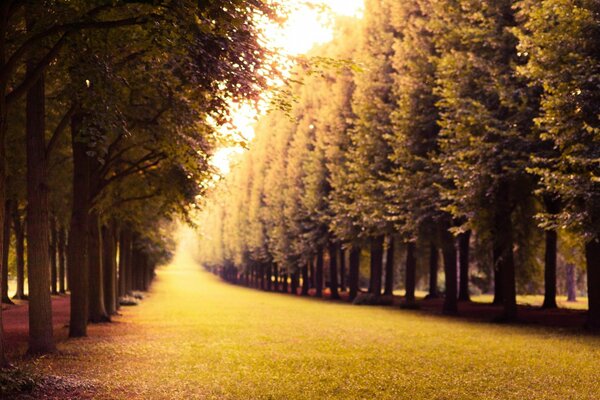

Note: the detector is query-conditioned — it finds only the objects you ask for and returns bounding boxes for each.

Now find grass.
[16,248,600,399]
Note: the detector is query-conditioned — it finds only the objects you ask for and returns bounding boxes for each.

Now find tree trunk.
[404,242,416,305]
[566,263,577,302]
[290,272,298,295]
[585,239,600,330]
[272,263,279,292]
[0,7,9,366]
[49,217,58,295]
[12,203,25,299]
[102,223,117,316]
[118,227,131,299]
[328,242,340,299]
[348,245,360,301]
[458,230,471,301]
[266,262,272,291]
[58,227,66,293]
[88,212,108,322]
[309,258,315,289]
[426,241,438,299]
[315,248,324,297]
[301,262,309,296]
[126,233,136,294]
[68,112,90,337]
[1,199,11,304]
[384,235,395,296]
[369,235,384,296]
[339,246,346,292]
[542,229,558,309]
[282,273,288,293]
[493,183,517,321]
[25,64,55,354]
[441,229,458,315]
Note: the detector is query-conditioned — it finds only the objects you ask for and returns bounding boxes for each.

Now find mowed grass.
[23,250,600,399]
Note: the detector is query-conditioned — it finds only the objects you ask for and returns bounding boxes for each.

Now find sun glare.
[210,0,364,175]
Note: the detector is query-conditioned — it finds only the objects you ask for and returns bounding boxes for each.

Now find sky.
[210,0,364,175]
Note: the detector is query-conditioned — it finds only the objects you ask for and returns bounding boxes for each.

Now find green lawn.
[20,248,600,399]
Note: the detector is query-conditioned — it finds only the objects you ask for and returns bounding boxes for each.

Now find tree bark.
[426,241,438,299]
[290,272,298,295]
[88,212,108,322]
[339,246,346,292]
[458,230,471,301]
[58,227,66,293]
[102,223,117,316]
[282,273,288,293]
[404,242,416,305]
[384,235,395,296]
[68,112,90,337]
[493,183,517,321]
[301,262,309,296]
[1,199,11,304]
[266,262,272,291]
[369,235,384,296]
[441,229,458,315]
[566,263,577,302]
[118,227,131,299]
[328,242,340,299]
[315,247,324,297]
[348,245,360,301]
[585,239,600,330]
[542,229,558,309]
[50,217,58,295]
[12,202,25,299]
[25,61,55,354]
[309,258,315,289]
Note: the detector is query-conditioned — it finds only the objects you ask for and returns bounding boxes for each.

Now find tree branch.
[101,152,166,189]
[46,103,76,158]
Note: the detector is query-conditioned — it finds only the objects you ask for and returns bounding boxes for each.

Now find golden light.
[210,0,364,175]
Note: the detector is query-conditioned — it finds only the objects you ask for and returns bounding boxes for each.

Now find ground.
[4,248,600,399]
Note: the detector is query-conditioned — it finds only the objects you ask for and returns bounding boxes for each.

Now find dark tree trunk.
[384,235,395,296]
[566,263,577,302]
[348,245,360,301]
[68,112,90,337]
[315,248,324,297]
[542,229,558,309]
[282,273,288,293]
[88,213,108,322]
[25,59,55,354]
[493,183,517,321]
[126,233,136,293]
[458,230,471,301]
[272,263,279,292]
[58,227,66,293]
[118,227,131,299]
[369,236,384,296]
[585,239,600,330]
[49,218,58,295]
[328,242,340,299]
[266,262,272,291]
[102,223,117,316]
[301,262,309,296]
[290,272,298,295]
[492,264,503,305]
[426,241,438,299]
[404,242,416,305]
[12,203,25,299]
[1,199,11,304]
[441,229,458,315]
[309,258,315,289]
[339,246,346,292]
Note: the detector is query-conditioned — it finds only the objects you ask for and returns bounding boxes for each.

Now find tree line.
[0,0,279,367]
[197,0,600,330]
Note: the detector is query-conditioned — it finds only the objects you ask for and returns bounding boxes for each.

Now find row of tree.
[0,0,280,366]
[197,0,600,329]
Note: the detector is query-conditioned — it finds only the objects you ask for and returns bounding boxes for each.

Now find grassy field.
[18,247,600,399]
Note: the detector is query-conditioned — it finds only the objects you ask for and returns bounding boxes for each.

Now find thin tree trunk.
[328,242,340,299]
[25,59,55,354]
[339,246,346,292]
[309,258,315,289]
[369,236,384,296]
[542,229,558,309]
[58,227,66,293]
[68,112,90,337]
[290,272,298,295]
[315,247,324,297]
[118,227,130,299]
[301,262,309,296]
[426,241,438,299]
[404,242,416,305]
[12,203,25,299]
[384,235,395,296]
[282,273,288,293]
[441,229,458,315]
[1,199,11,304]
[266,262,272,291]
[348,245,360,301]
[494,183,517,321]
[102,223,117,316]
[458,230,471,301]
[88,212,108,322]
[585,239,600,330]
[50,217,58,295]
[272,263,278,292]
[126,233,136,294]
[566,263,577,302]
